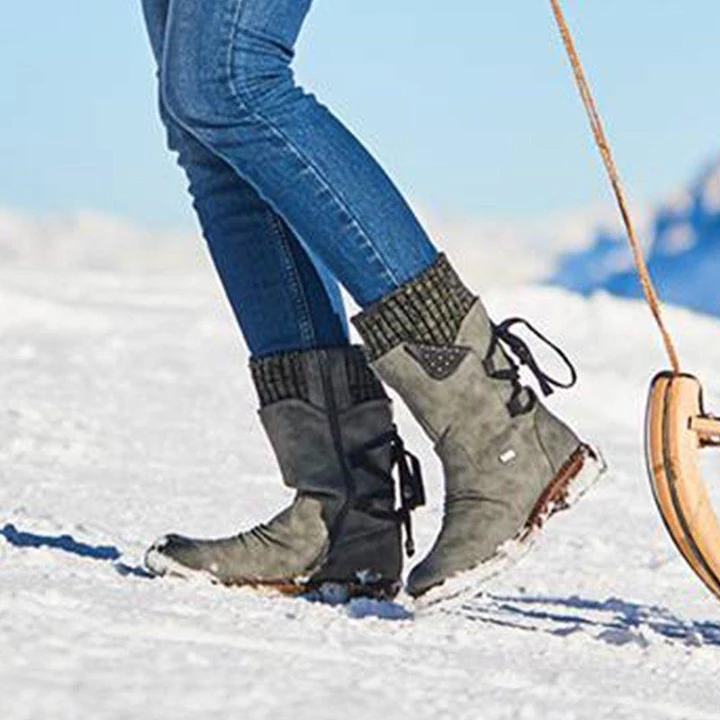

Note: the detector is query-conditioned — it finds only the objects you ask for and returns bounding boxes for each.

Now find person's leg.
[140,0,416,597]
[154,0,601,605]
[160,0,438,309]
[142,0,348,358]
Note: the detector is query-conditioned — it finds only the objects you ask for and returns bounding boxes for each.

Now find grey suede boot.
[353,255,605,606]
[144,347,424,600]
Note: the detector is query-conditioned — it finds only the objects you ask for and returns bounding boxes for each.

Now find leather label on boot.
[404,344,471,380]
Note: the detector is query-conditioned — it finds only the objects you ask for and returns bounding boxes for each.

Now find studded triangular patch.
[404,343,471,380]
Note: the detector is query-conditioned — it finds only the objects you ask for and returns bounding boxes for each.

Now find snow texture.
[3,224,720,719]
[553,155,720,318]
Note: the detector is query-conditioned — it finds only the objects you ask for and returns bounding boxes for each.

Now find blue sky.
[1,1,718,230]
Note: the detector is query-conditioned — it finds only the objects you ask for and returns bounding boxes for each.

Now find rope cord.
[548,0,681,374]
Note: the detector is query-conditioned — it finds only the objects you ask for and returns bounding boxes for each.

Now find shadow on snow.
[0,522,407,616]
[7,520,709,638]
[1,523,152,578]
[459,592,720,647]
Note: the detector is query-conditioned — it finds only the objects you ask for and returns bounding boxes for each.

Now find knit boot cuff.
[251,347,387,408]
[352,254,477,361]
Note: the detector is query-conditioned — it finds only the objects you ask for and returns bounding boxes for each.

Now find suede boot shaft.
[145,346,405,594]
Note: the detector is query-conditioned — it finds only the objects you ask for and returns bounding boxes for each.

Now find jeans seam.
[157,79,318,353]
[223,9,401,290]
[161,96,322,354]
[267,209,318,348]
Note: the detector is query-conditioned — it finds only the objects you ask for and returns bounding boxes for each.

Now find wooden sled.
[550,0,720,603]
[646,373,720,600]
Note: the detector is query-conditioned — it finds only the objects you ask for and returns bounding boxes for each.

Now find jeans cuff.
[352,254,476,361]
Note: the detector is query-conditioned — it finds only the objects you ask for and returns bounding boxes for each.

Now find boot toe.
[407,561,444,598]
[406,506,523,598]
[407,545,476,598]
[144,533,206,577]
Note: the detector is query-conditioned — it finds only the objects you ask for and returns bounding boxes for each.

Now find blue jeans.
[141,0,437,358]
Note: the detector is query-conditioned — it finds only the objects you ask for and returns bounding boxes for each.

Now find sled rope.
[548,0,681,375]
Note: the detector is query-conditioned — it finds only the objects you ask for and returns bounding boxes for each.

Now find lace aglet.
[539,380,555,397]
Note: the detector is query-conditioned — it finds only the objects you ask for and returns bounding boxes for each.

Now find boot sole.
[266,578,401,603]
[413,443,607,612]
[144,545,401,602]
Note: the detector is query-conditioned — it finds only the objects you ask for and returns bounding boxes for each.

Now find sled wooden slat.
[690,416,720,444]
[646,373,720,601]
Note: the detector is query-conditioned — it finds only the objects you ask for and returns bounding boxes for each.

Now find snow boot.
[144,346,424,600]
[352,254,604,606]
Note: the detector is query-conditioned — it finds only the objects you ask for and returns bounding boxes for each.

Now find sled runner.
[647,373,720,600]
[550,1,720,602]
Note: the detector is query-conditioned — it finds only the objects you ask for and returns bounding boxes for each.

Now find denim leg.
[161,0,439,308]
[141,0,349,358]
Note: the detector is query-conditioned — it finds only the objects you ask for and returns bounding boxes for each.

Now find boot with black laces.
[145,346,424,600]
[353,254,605,607]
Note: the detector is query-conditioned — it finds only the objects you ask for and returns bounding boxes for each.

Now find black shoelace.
[349,426,425,557]
[484,317,578,416]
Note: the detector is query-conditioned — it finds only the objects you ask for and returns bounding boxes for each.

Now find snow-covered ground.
[3,251,720,719]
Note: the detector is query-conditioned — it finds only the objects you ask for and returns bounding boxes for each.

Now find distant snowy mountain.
[552,157,720,317]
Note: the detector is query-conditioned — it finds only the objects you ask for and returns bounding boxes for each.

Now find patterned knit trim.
[251,351,309,407]
[343,346,387,405]
[352,254,476,361]
[251,347,387,408]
